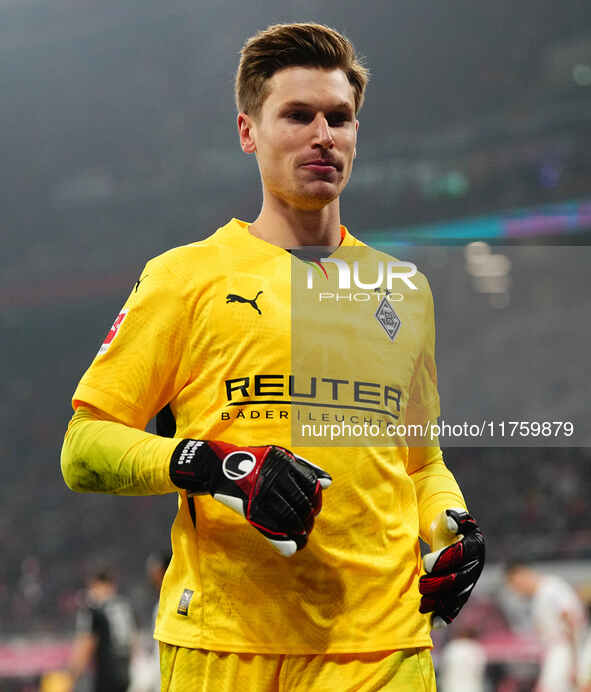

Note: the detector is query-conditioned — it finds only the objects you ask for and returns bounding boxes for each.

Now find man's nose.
[312,114,334,148]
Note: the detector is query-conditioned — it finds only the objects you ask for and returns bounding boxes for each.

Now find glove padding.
[170,439,332,557]
[419,508,485,629]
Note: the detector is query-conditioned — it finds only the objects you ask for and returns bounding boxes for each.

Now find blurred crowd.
[447,447,591,562]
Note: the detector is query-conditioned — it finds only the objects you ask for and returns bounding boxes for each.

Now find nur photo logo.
[303,257,418,291]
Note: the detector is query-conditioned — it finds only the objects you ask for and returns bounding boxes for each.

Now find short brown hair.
[235,23,370,120]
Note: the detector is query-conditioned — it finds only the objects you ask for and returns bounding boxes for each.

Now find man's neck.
[248,196,342,249]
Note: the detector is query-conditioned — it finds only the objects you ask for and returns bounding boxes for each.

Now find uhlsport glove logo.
[169,439,332,557]
[222,451,256,480]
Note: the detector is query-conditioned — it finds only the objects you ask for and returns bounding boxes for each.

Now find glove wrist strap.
[170,439,217,493]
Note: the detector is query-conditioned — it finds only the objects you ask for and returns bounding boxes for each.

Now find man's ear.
[237,113,256,154]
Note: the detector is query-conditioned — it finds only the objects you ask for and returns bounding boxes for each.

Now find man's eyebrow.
[281,100,354,114]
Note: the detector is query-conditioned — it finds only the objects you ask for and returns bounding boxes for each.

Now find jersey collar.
[225,217,361,259]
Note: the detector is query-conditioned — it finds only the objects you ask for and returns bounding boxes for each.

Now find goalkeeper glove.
[170,439,332,557]
[419,508,485,628]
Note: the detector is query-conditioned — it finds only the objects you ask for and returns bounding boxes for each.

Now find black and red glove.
[170,439,332,557]
[419,509,485,628]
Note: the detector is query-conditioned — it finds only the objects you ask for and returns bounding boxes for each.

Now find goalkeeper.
[61,22,484,691]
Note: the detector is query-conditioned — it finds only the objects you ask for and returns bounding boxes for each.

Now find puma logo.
[226,290,263,315]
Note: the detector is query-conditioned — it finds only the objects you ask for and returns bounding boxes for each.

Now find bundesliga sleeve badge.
[98,309,128,355]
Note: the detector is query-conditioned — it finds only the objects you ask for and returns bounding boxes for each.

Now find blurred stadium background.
[1,0,590,689]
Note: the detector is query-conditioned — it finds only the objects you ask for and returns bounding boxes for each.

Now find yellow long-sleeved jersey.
[62,218,466,654]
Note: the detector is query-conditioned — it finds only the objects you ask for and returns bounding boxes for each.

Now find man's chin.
[294,184,340,210]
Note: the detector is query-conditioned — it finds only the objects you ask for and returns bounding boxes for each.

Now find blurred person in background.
[66,569,135,692]
[506,563,586,692]
[438,626,487,692]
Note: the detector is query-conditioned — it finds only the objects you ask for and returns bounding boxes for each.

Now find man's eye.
[327,114,349,126]
[288,112,310,122]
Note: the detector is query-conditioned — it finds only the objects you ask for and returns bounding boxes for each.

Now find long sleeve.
[61,405,179,495]
[406,445,467,545]
[402,274,467,545]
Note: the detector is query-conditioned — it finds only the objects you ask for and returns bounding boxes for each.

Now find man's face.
[240,66,359,211]
[88,579,114,603]
[506,568,537,598]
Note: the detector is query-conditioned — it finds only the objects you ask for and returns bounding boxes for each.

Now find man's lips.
[301,160,340,172]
